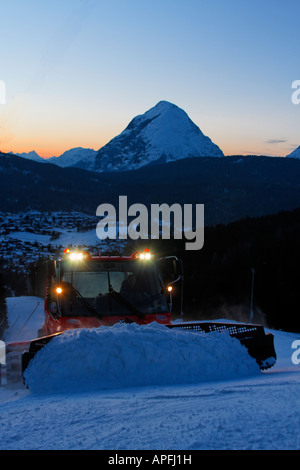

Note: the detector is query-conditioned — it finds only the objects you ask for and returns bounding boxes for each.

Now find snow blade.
[168,322,276,370]
[22,333,62,377]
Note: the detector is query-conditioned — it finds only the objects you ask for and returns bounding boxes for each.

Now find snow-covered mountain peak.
[125,100,199,135]
[14,150,46,163]
[11,147,97,168]
[88,101,224,172]
[286,146,300,159]
[11,101,224,172]
[135,100,182,119]
[47,147,97,168]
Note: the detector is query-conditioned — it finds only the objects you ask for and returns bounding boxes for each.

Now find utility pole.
[250,268,255,323]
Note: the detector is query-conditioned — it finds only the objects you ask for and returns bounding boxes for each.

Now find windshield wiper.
[108,285,145,318]
[69,284,103,320]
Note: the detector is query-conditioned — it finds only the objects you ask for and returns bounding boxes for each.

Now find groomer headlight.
[63,248,90,261]
[136,249,153,260]
[70,252,83,261]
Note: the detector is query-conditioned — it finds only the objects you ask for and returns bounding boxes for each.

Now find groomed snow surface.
[1,297,300,450]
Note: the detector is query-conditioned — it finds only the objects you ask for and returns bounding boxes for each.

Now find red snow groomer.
[41,248,176,335]
[6,248,277,383]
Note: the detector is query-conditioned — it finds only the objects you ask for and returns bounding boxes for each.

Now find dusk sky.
[0,0,299,158]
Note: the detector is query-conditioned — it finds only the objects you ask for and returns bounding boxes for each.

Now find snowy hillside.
[78,101,224,172]
[286,146,300,159]
[47,147,97,167]
[13,148,97,168]
[14,150,46,163]
[3,297,44,343]
[1,296,300,450]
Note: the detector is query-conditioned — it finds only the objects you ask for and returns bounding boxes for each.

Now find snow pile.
[24,322,260,394]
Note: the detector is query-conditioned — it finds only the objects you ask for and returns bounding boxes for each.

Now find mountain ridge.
[10,101,296,169]
[1,151,300,226]
[286,146,300,159]
[88,100,224,172]
[10,101,225,171]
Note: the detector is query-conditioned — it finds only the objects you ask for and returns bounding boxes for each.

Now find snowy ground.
[0,297,300,450]
[2,227,125,251]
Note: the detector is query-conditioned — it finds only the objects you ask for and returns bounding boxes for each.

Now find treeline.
[1,153,300,226]
[129,208,300,332]
[182,209,300,332]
